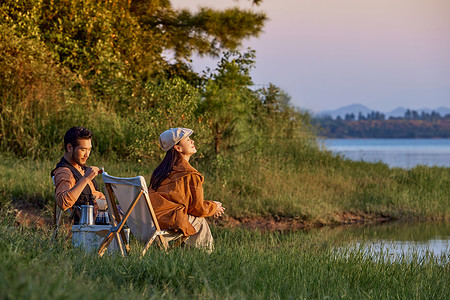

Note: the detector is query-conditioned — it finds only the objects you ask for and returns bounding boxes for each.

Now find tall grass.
[1,141,449,225]
[0,210,448,299]
[201,140,450,222]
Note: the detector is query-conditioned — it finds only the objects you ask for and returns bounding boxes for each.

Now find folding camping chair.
[97,172,185,257]
[52,176,73,241]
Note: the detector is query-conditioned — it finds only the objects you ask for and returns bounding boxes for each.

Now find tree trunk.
[214,134,221,154]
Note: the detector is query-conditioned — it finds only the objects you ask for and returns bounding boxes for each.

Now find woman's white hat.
[159,127,193,151]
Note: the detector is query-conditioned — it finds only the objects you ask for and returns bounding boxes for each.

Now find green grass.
[0,209,448,299]
[1,144,449,225]
[202,144,450,221]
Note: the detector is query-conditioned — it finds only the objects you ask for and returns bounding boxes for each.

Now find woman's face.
[175,136,197,158]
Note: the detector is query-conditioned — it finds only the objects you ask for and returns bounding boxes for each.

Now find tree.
[198,50,256,154]
[405,109,412,119]
[1,0,267,82]
[254,83,314,147]
[0,0,269,156]
[345,113,355,121]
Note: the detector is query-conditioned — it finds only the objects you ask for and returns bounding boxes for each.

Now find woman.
[149,127,225,251]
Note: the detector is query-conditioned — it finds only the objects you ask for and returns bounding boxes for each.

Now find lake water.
[322,138,450,169]
[323,221,450,263]
[317,140,449,260]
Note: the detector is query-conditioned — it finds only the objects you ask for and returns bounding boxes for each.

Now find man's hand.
[213,201,225,218]
[84,166,101,181]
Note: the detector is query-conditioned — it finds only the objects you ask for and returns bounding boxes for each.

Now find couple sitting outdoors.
[51,127,225,251]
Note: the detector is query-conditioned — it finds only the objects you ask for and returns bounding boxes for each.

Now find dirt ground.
[12,205,391,232]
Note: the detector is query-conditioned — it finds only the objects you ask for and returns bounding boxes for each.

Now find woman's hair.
[150,147,181,191]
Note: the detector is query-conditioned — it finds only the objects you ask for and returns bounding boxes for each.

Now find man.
[51,127,105,224]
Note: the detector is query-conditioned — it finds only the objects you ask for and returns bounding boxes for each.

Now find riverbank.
[1,146,449,229]
[12,205,393,234]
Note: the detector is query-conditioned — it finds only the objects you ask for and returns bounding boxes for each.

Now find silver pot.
[79,205,94,225]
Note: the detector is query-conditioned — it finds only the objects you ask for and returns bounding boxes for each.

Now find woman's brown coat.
[149,159,217,236]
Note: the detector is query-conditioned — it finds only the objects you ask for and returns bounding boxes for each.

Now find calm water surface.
[318,139,449,261]
[323,221,450,262]
[323,138,450,168]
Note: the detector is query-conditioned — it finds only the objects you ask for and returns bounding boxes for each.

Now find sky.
[171,0,450,113]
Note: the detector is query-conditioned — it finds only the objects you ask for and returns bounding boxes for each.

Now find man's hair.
[64,127,92,152]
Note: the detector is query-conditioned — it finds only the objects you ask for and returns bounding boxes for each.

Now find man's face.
[68,139,92,167]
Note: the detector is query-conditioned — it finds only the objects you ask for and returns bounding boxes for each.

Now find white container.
[72,225,130,254]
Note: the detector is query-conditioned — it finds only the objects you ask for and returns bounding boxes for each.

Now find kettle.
[95,210,110,225]
[79,205,95,225]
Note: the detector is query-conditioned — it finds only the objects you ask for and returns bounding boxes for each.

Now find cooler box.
[72,225,129,253]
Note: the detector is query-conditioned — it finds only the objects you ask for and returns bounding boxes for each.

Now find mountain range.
[316,104,450,119]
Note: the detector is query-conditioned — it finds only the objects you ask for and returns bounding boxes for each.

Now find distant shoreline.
[314,118,450,139]
[320,137,450,139]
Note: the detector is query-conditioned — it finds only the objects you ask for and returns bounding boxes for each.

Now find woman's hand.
[213,201,225,218]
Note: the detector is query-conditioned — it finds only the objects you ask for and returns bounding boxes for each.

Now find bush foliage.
[0,0,316,160]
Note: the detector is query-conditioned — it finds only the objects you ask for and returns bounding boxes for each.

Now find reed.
[0,210,448,299]
[200,140,450,222]
[1,143,449,224]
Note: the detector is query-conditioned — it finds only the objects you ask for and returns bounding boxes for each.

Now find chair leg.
[98,230,126,257]
[52,226,59,240]
[65,230,73,245]
[98,232,115,257]
[119,229,130,254]
[52,206,63,240]
[52,224,72,245]
[158,234,169,251]
[171,235,189,248]
[142,233,159,256]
